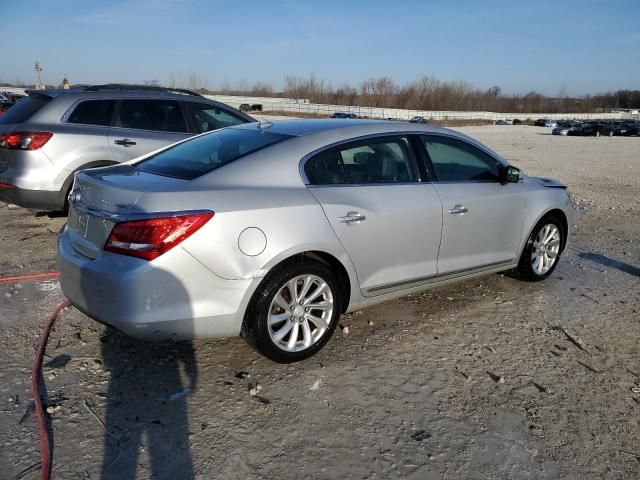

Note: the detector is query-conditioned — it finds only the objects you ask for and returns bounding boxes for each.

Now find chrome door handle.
[339,212,366,224]
[448,205,468,215]
[114,138,137,147]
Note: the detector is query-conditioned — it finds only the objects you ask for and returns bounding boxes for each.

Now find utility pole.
[34,62,45,90]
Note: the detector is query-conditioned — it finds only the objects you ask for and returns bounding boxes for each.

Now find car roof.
[230,118,453,137]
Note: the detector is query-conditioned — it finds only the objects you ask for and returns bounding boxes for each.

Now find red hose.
[0,272,60,283]
[31,299,70,480]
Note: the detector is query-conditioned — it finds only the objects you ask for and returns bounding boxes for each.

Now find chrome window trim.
[299,131,425,186]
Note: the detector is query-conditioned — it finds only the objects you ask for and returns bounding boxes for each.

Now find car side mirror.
[502,166,520,183]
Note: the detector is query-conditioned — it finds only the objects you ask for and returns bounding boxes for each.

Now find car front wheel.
[514,215,564,281]
[242,258,341,363]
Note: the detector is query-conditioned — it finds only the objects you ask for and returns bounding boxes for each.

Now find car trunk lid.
[67,165,190,258]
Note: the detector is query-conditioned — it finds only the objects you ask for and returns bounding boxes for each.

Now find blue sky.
[2,0,639,95]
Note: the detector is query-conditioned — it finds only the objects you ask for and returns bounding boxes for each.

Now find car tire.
[241,258,342,363]
[513,214,564,282]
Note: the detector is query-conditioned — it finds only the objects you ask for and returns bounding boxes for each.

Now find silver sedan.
[58,119,573,362]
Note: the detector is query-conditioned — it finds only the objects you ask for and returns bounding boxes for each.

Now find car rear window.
[136,127,292,180]
[0,96,50,124]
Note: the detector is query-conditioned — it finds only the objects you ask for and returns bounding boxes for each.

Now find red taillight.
[104,212,214,261]
[1,131,53,150]
[0,182,16,189]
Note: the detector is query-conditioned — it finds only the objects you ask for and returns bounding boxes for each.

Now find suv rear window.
[136,127,292,180]
[67,100,115,126]
[0,96,50,124]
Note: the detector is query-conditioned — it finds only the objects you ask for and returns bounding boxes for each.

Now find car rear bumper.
[0,184,63,210]
[58,227,256,340]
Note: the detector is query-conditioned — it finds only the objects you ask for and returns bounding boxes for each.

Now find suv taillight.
[0,131,53,150]
[104,212,214,261]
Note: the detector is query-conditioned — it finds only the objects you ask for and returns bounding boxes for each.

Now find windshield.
[136,127,292,180]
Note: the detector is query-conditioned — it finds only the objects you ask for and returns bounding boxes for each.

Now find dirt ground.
[0,125,639,480]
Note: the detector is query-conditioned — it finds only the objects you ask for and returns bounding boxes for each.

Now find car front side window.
[421,135,501,182]
[116,100,188,133]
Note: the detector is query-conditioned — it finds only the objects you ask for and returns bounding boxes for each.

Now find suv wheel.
[242,259,341,363]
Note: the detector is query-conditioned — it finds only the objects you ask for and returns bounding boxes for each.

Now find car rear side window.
[0,96,50,124]
[420,135,500,182]
[116,100,188,133]
[136,128,292,180]
[186,102,248,133]
[304,149,347,185]
[67,100,115,126]
[305,136,418,185]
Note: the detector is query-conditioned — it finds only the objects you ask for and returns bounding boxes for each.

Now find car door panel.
[108,127,190,162]
[433,182,524,274]
[108,99,191,163]
[418,134,525,275]
[310,184,443,296]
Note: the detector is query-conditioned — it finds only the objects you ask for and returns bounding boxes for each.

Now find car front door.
[418,134,525,275]
[108,99,192,162]
[304,135,443,297]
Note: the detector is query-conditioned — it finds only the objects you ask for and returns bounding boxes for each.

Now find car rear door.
[108,99,192,162]
[418,134,525,275]
[304,135,443,297]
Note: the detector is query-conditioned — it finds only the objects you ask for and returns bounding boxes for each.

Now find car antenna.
[257,118,273,130]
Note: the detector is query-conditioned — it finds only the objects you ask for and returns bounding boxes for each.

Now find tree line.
[206,75,640,114]
[3,74,639,113]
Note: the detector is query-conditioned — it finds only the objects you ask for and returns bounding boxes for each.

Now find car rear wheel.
[242,258,341,363]
[514,215,564,282]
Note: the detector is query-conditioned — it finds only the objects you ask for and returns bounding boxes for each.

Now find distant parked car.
[552,122,579,136]
[331,112,357,119]
[0,92,25,103]
[410,116,428,124]
[0,101,15,116]
[495,119,506,125]
[0,84,255,212]
[512,119,522,125]
[623,122,640,136]
[58,119,573,362]
[544,119,558,128]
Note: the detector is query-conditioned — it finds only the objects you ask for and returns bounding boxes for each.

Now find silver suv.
[0,84,254,211]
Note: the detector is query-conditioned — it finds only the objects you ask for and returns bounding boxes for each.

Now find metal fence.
[206,95,639,121]
[4,87,637,121]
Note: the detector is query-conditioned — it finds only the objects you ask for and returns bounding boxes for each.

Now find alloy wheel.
[531,223,561,275]
[268,274,334,352]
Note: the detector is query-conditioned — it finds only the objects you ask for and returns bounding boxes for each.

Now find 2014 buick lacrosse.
[58,119,573,362]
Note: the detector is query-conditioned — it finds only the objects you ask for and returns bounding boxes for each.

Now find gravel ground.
[0,125,639,480]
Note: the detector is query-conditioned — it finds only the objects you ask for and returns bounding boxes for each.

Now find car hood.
[531,176,567,189]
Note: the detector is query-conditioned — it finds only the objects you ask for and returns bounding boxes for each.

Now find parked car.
[544,119,558,128]
[552,122,580,135]
[495,119,507,125]
[331,112,357,119]
[622,122,640,136]
[58,119,573,362]
[512,119,522,125]
[0,84,254,211]
[409,116,428,124]
[0,92,25,103]
[0,101,15,116]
